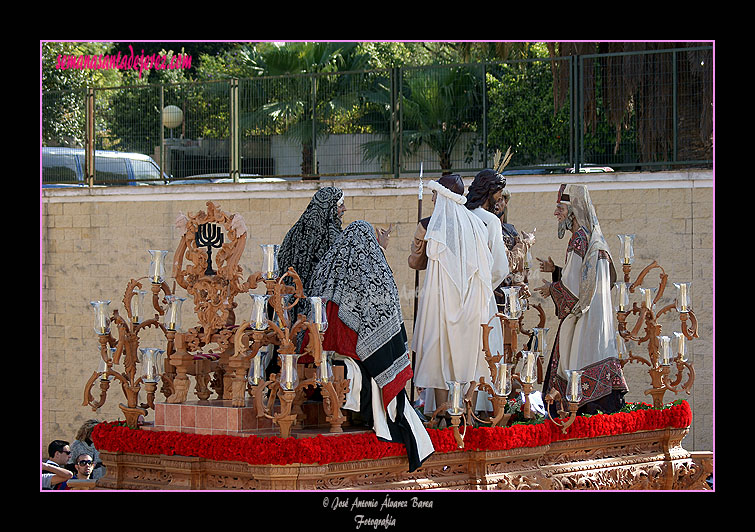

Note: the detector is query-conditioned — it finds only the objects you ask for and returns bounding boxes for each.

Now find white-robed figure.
[535,184,628,415]
[412,176,494,417]
[465,169,511,376]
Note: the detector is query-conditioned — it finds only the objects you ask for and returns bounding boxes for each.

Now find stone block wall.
[41,170,713,454]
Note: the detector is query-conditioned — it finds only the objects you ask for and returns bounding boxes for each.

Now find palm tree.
[238,42,371,178]
[361,64,484,175]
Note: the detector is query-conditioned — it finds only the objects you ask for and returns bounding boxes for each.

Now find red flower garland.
[92,401,692,467]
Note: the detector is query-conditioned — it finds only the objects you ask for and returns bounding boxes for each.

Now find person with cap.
[534,184,628,415]
[411,174,494,421]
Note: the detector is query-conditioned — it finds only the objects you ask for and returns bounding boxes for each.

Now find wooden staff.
[410,163,423,405]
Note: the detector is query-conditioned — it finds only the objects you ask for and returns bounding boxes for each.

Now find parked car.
[42,147,169,187]
[566,165,614,173]
[167,173,289,184]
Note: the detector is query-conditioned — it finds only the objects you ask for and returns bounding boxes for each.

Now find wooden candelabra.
[616,259,698,408]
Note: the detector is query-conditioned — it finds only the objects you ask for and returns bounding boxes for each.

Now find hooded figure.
[536,184,628,415]
[308,220,434,472]
[277,186,345,291]
[411,178,494,416]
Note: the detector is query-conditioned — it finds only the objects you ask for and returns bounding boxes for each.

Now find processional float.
[83,201,349,437]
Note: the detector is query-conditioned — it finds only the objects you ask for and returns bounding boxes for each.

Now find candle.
[249,351,264,386]
[566,370,582,403]
[617,235,634,265]
[674,282,691,313]
[140,348,164,383]
[639,287,656,310]
[521,351,537,384]
[494,362,512,396]
[615,332,628,360]
[260,245,279,280]
[674,332,688,363]
[284,355,293,390]
[90,300,111,335]
[131,289,147,324]
[148,250,169,284]
[165,296,185,331]
[318,351,334,384]
[616,282,629,312]
[280,354,300,391]
[308,296,328,332]
[446,381,465,416]
[658,335,671,366]
[250,294,269,330]
[532,327,549,355]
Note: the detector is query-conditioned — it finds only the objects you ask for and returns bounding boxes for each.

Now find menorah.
[195,222,224,276]
[614,234,698,408]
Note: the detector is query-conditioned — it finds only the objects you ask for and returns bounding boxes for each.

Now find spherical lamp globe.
[162,105,184,129]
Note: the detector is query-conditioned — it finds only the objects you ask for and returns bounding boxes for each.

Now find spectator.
[42,460,73,490]
[72,453,94,480]
[42,440,72,490]
[68,419,107,481]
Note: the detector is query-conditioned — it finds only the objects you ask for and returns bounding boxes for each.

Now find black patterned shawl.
[277,186,344,290]
[307,220,411,406]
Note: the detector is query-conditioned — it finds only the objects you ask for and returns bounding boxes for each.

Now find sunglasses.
[77,460,93,466]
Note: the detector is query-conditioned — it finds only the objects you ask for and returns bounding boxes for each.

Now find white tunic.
[411,182,494,413]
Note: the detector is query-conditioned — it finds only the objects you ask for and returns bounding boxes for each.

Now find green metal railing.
[41,46,712,186]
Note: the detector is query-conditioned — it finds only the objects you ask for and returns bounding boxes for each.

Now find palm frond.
[493,146,513,173]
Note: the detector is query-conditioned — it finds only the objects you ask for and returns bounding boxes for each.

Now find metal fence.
[41,46,713,186]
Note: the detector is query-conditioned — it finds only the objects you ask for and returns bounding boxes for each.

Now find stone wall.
[41,170,713,453]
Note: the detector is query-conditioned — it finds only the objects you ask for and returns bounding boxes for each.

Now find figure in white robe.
[411,178,494,416]
[465,169,511,412]
[535,184,628,415]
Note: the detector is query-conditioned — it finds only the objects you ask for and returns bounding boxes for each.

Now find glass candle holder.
[501,286,522,320]
[614,282,631,312]
[674,282,692,313]
[493,362,512,397]
[260,244,279,280]
[130,289,147,324]
[658,335,672,366]
[148,250,169,284]
[317,351,335,384]
[520,351,538,384]
[279,353,301,391]
[140,348,164,383]
[97,348,116,382]
[164,295,186,332]
[248,346,268,386]
[615,332,630,361]
[249,293,270,330]
[446,381,466,416]
[308,296,328,332]
[90,300,111,335]
[531,327,549,356]
[638,287,657,311]
[565,369,583,403]
[273,294,292,329]
[617,234,635,265]
[673,332,689,363]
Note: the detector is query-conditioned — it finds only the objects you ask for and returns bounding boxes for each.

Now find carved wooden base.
[95,427,712,490]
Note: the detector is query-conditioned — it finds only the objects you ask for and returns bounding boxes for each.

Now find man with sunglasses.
[72,454,94,480]
[42,440,73,490]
